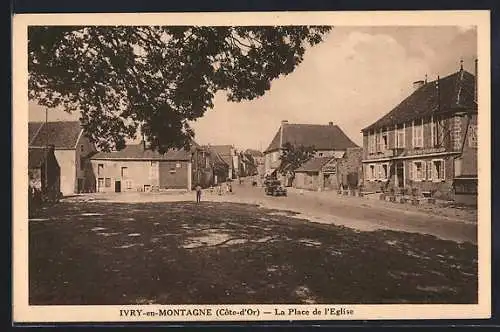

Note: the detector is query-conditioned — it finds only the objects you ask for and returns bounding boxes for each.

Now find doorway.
[396,162,404,188]
[115,180,121,193]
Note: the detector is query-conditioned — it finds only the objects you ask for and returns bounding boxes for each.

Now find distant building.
[293,147,363,191]
[203,145,230,185]
[263,121,359,183]
[209,145,239,180]
[361,62,478,204]
[29,121,97,195]
[245,149,265,179]
[90,142,212,192]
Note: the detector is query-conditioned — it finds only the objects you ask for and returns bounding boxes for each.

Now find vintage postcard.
[12,10,491,323]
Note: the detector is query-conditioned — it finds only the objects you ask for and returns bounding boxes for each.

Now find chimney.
[474,58,478,103]
[280,120,287,148]
[328,121,333,126]
[412,80,425,91]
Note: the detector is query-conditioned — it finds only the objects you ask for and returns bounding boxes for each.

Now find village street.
[29,181,478,305]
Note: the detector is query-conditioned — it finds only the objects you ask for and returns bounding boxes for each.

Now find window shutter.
[408,162,413,180]
[431,161,437,180]
[440,160,445,180]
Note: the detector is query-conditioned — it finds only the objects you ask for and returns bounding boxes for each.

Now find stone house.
[294,147,363,191]
[203,145,230,185]
[90,141,212,192]
[29,121,97,195]
[361,62,478,204]
[263,121,359,184]
[245,149,265,180]
[210,145,239,180]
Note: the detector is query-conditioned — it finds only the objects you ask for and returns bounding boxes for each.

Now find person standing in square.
[195,184,202,203]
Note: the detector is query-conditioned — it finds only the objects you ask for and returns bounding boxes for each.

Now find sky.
[29,26,477,151]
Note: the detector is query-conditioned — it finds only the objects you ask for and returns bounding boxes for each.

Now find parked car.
[264,179,287,196]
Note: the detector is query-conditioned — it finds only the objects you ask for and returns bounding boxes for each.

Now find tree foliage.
[278,142,316,177]
[28,26,332,152]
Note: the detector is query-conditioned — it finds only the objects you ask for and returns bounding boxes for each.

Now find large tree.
[28,26,331,152]
[278,142,316,184]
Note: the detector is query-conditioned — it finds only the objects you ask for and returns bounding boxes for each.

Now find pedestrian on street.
[195,184,202,203]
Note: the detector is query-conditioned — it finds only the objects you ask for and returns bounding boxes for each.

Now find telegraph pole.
[45,107,48,196]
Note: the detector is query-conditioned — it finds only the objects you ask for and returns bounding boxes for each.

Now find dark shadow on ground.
[29,201,477,305]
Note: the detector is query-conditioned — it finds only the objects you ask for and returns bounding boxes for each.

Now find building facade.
[90,142,212,192]
[361,64,478,203]
[210,145,239,180]
[29,121,97,195]
[294,147,363,191]
[263,121,359,183]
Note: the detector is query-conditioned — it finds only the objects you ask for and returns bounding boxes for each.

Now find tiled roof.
[29,121,83,149]
[264,123,359,153]
[295,157,333,172]
[202,145,230,167]
[209,145,234,166]
[91,143,193,161]
[362,70,477,132]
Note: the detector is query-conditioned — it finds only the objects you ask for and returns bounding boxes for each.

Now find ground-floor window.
[105,178,111,187]
[409,160,425,181]
[365,163,388,181]
[431,159,445,181]
[369,164,375,180]
[380,163,388,180]
[98,178,104,189]
[409,159,445,182]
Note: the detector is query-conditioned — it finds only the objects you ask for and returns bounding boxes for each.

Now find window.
[121,167,128,178]
[382,132,388,151]
[97,164,104,176]
[125,179,133,189]
[380,163,388,180]
[413,120,423,148]
[368,134,376,154]
[426,160,432,180]
[272,152,278,162]
[469,124,477,148]
[431,159,445,181]
[105,178,111,187]
[410,161,425,181]
[369,164,376,180]
[176,163,181,168]
[98,178,104,190]
[396,126,405,148]
[375,133,381,152]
